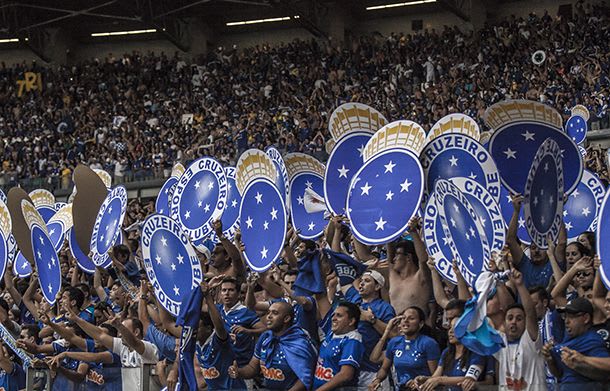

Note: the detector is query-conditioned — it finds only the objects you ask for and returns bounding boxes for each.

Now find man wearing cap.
[343,270,396,389]
[543,297,609,388]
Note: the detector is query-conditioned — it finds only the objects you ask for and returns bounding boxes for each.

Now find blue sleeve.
[385,337,398,359]
[145,324,176,361]
[423,338,441,361]
[254,333,265,359]
[438,348,448,367]
[52,341,67,354]
[245,309,260,328]
[484,356,496,377]
[344,286,362,304]
[339,339,364,368]
[468,352,485,367]
[124,261,140,277]
[378,303,396,322]
[85,339,95,352]
[111,352,121,364]
[587,344,610,358]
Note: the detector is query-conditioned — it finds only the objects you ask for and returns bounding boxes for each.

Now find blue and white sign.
[489,123,582,195]
[70,229,111,274]
[31,223,61,305]
[156,176,179,216]
[211,167,241,242]
[597,189,610,290]
[0,190,6,204]
[347,148,424,245]
[170,157,228,242]
[563,169,606,240]
[7,235,16,271]
[0,231,6,282]
[239,178,287,272]
[499,185,531,245]
[451,177,506,256]
[13,252,31,278]
[266,147,289,208]
[46,219,66,253]
[423,194,458,284]
[90,186,127,266]
[435,179,490,287]
[565,115,587,145]
[523,138,564,249]
[141,214,203,316]
[324,132,372,215]
[420,133,501,203]
[36,206,56,223]
[290,172,326,240]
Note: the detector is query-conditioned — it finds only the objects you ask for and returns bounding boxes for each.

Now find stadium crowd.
[0,2,609,391]
[0,1,610,190]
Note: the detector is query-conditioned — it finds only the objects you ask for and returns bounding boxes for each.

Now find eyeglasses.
[575,271,592,278]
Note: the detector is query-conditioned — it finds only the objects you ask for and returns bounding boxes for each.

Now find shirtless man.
[208,220,246,283]
[387,217,432,314]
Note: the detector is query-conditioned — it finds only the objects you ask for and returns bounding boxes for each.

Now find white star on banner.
[261,246,268,259]
[308,222,315,231]
[384,161,396,173]
[503,148,517,159]
[375,217,387,231]
[338,165,349,178]
[522,131,535,141]
[400,178,412,193]
[449,156,458,166]
[161,236,168,246]
[386,191,394,201]
[270,207,278,220]
[360,182,372,195]
[245,216,253,229]
[177,254,184,264]
[255,192,263,204]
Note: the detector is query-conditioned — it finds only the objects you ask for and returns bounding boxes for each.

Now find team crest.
[598,190,610,290]
[141,214,203,316]
[70,229,111,274]
[266,147,289,209]
[170,157,228,242]
[420,133,501,203]
[29,189,56,223]
[434,180,490,287]
[47,203,73,252]
[0,199,10,281]
[565,115,587,145]
[90,186,127,266]
[523,138,564,249]
[423,193,458,284]
[209,167,242,242]
[425,113,481,145]
[563,169,606,240]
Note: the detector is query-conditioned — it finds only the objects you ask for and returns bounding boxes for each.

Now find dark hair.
[506,303,525,315]
[579,231,596,253]
[404,306,434,336]
[76,283,91,297]
[221,276,241,292]
[113,244,130,260]
[395,240,419,265]
[566,241,591,258]
[284,269,298,277]
[100,324,118,338]
[65,286,85,309]
[338,301,361,328]
[22,324,40,342]
[128,317,144,337]
[445,299,466,314]
[441,343,472,374]
[302,240,317,251]
[0,297,9,313]
[528,286,550,303]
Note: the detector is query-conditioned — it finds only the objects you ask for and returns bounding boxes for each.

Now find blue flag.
[323,249,367,286]
[258,325,318,390]
[293,250,324,297]
[176,286,203,391]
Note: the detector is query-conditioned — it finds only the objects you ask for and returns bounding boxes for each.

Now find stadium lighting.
[366,0,436,10]
[91,29,158,37]
[0,38,20,43]
[226,16,297,26]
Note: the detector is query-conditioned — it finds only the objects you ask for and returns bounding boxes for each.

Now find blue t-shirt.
[517,253,554,289]
[438,348,485,390]
[217,303,260,366]
[385,334,441,386]
[554,329,609,384]
[52,341,87,391]
[144,323,176,362]
[196,335,247,391]
[345,287,396,372]
[84,338,121,368]
[19,302,35,325]
[79,305,95,324]
[0,362,26,391]
[313,331,364,390]
[254,330,299,389]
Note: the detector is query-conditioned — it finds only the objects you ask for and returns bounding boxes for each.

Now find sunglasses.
[575,271,592,278]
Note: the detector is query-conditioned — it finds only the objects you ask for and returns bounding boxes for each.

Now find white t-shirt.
[493,330,546,390]
[112,337,159,390]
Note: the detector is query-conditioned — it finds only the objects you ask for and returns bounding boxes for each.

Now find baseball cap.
[363,270,385,287]
[558,297,593,315]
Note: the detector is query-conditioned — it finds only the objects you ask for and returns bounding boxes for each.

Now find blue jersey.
[19,302,35,324]
[144,323,176,362]
[52,341,87,391]
[313,330,364,389]
[385,334,440,386]
[554,329,609,385]
[345,287,396,372]
[217,303,260,366]
[438,348,485,390]
[517,254,554,289]
[254,330,300,389]
[195,335,247,391]
[0,363,26,391]
[79,305,95,324]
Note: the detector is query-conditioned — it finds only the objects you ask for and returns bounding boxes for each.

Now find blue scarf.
[176,286,203,391]
[324,249,367,286]
[259,325,318,390]
[294,250,325,296]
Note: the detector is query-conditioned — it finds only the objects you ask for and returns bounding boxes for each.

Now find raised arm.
[426,258,450,309]
[555,220,567,265]
[3,267,22,306]
[551,257,592,307]
[94,267,108,302]
[546,234,564,282]
[506,195,525,266]
[70,310,115,351]
[408,217,430,275]
[510,268,538,341]
[109,314,146,355]
[202,281,228,340]
[214,219,246,279]
[138,282,152,333]
[370,317,401,364]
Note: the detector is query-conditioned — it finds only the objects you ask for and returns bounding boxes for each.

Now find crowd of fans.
[0,1,610,190]
[0,2,609,391]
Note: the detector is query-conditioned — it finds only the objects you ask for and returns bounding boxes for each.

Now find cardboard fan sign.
[90,186,128,266]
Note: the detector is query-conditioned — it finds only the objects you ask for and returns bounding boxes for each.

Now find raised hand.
[510,194,524,211]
